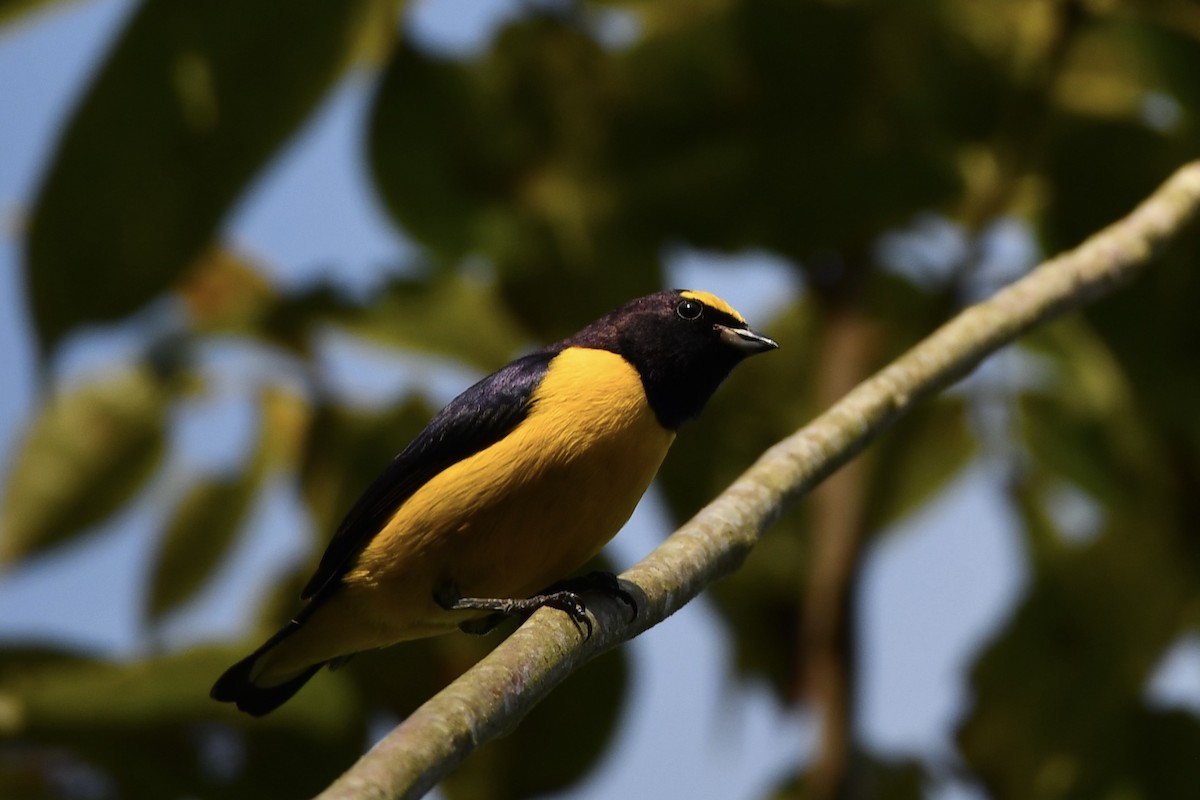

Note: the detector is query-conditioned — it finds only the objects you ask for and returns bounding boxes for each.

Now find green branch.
[315,160,1200,800]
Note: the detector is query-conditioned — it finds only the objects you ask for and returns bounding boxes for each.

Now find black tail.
[211,621,326,717]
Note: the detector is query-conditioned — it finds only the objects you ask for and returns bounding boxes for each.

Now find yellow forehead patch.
[679,290,746,324]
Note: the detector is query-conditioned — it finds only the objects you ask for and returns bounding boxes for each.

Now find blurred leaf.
[0,644,365,797]
[332,274,530,371]
[472,18,664,333]
[368,41,509,265]
[0,763,57,800]
[178,246,278,335]
[368,2,981,335]
[258,385,316,471]
[341,637,458,719]
[369,19,612,265]
[3,647,324,733]
[260,273,531,370]
[1019,318,1164,515]
[0,0,68,29]
[145,388,311,622]
[26,0,393,351]
[706,518,810,698]
[1040,16,1200,259]
[769,752,925,799]
[299,396,435,540]
[1082,224,1200,458]
[0,366,173,564]
[864,396,977,533]
[958,514,1200,798]
[369,22,659,339]
[146,477,259,623]
[609,0,966,263]
[960,307,1200,796]
[1112,709,1200,800]
[253,281,364,357]
[1041,121,1184,257]
[0,645,95,716]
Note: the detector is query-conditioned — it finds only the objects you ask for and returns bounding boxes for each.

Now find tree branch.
[316,160,1200,800]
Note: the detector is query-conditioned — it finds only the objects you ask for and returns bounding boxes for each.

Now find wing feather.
[300,350,556,600]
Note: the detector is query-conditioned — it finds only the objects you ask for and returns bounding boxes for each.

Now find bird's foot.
[436,584,594,638]
[435,572,637,639]
[543,571,638,622]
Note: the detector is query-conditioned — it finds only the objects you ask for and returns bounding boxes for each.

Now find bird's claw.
[436,571,639,640]
[546,571,638,622]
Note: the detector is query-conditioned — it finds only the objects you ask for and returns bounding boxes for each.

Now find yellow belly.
[270,348,675,673]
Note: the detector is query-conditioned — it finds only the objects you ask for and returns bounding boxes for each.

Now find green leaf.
[298,397,435,541]
[960,323,1200,797]
[369,20,615,264]
[367,41,504,264]
[340,636,459,719]
[1018,319,1163,514]
[368,23,661,338]
[0,0,70,30]
[769,753,925,800]
[26,0,392,351]
[0,769,56,800]
[0,366,172,564]
[258,272,534,370]
[957,516,1200,798]
[864,396,976,532]
[0,645,365,797]
[146,476,259,623]
[703,518,810,697]
[329,274,530,372]
[1039,15,1200,246]
[608,0,968,261]
[178,246,279,335]
[145,388,308,622]
[1082,226,1200,458]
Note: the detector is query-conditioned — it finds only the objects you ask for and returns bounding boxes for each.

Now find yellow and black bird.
[212,290,777,715]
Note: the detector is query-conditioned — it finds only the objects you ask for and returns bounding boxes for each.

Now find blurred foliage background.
[2,0,1200,798]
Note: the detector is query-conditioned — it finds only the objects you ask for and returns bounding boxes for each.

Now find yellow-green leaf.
[145,388,310,622]
[0,367,171,564]
[334,275,529,371]
[178,246,277,335]
[0,0,69,29]
[145,476,258,623]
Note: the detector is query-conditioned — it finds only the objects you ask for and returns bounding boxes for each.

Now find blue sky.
[3,2,1198,799]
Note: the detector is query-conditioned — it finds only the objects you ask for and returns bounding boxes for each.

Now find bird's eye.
[676,299,703,320]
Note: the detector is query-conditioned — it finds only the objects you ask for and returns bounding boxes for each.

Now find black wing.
[300,350,557,601]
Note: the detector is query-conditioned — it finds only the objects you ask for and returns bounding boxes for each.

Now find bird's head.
[564,290,778,428]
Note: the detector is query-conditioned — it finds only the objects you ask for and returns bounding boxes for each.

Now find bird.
[211,289,778,715]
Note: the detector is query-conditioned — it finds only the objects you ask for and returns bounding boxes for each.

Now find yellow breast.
[348,347,675,632]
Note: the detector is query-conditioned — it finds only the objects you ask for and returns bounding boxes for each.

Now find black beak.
[715,324,779,354]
